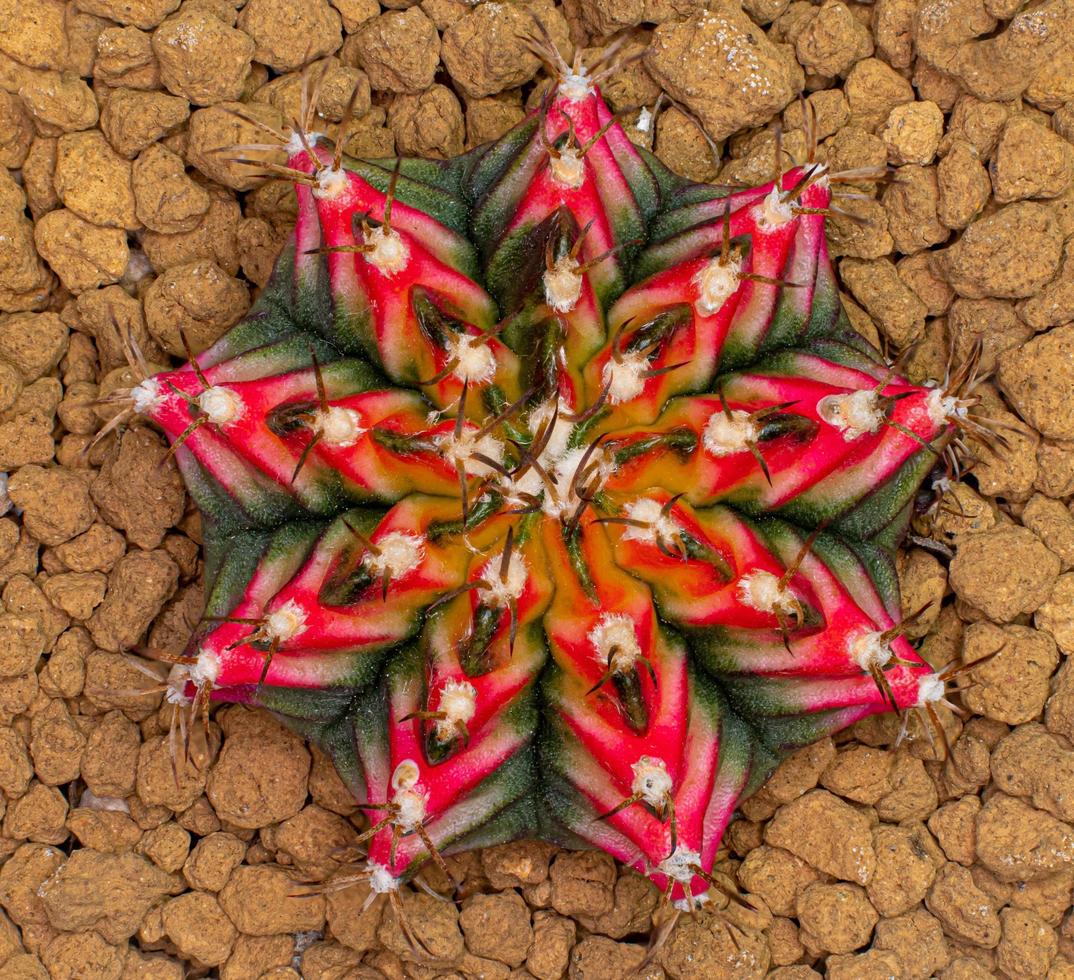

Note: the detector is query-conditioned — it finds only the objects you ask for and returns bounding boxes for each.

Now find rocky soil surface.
[0,0,1073,977]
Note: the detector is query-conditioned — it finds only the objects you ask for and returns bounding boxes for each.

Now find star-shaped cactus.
[115,49,982,913]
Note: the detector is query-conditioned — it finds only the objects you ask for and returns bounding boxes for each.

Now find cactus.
[111,49,986,914]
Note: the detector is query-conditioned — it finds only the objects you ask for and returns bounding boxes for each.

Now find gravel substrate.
[0,0,1073,977]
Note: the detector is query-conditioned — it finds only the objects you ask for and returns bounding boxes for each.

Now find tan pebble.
[897,252,953,317]
[795,1,874,79]
[481,839,556,890]
[929,796,981,866]
[0,0,68,70]
[0,616,44,679]
[1036,571,1074,654]
[655,107,719,184]
[0,726,32,798]
[948,297,1030,375]
[839,256,926,347]
[577,870,659,939]
[797,881,877,953]
[944,94,1009,158]
[138,822,190,873]
[764,789,875,884]
[237,0,341,72]
[152,8,254,106]
[33,209,129,294]
[975,792,1074,882]
[389,84,464,160]
[466,96,526,150]
[1018,238,1074,331]
[2,782,67,845]
[881,101,943,165]
[53,128,140,231]
[742,738,835,821]
[647,4,801,142]
[29,699,85,786]
[41,930,126,980]
[0,92,33,169]
[219,934,295,980]
[87,549,179,652]
[819,745,893,804]
[66,808,142,853]
[19,137,56,218]
[950,526,1059,622]
[525,910,574,980]
[926,861,1001,947]
[348,8,440,95]
[18,69,98,132]
[737,845,821,917]
[657,913,769,978]
[826,948,904,980]
[93,25,160,90]
[299,939,362,979]
[867,821,944,917]
[39,848,176,943]
[828,196,893,261]
[548,850,616,918]
[991,724,1074,824]
[7,465,94,547]
[883,165,949,256]
[962,623,1059,723]
[998,323,1074,441]
[274,804,358,878]
[0,176,54,315]
[133,143,212,234]
[0,841,65,932]
[91,428,186,550]
[219,865,325,937]
[40,571,106,621]
[75,284,162,372]
[323,880,383,955]
[186,100,287,191]
[136,732,208,812]
[161,891,236,967]
[54,523,126,575]
[458,890,532,967]
[997,907,1058,978]
[100,88,191,159]
[992,113,1074,203]
[844,57,913,133]
[332,0,379,32]
[937,139,991,231]
[182,832,245,892]
[933,201,1063,299]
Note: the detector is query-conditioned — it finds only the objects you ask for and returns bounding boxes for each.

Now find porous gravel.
[0,0,1073,977]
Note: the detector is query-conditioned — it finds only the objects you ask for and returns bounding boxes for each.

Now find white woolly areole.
[657,845,702,884]
[693,257,740,317]
[528,399,575,461]
[435,679,477,740]
[264,599,308,643]
[188,648,220,687]
[818,389,884,441]
[446,333,497,385]
[363,226,409,276]
[438,428,505,478]
[543,444,615,519]
[550,149,586,189]
[849,629,892,672]
[737,570,798,618]
[131,377,163,414]
[367,861,399,894]
[702,408,757,456]
[315,406,364,447]
[756,186,794,230]
[476,550,528,607]
[925,387,965,426]
[313,167,348,199]
[636,107,653,133]
[589,613,642,671]
[631,756,673,808]
[673,891,710,911]
[364,532,425,581]
[285,130,322,156]
[543,255,583,313]
[559,71,592,102]
[622,497,679,546]
[916,672,945,708]
[390,759,427,830]
[197,386,245,426]
[602,350,649,404]
[165,665,191,705]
